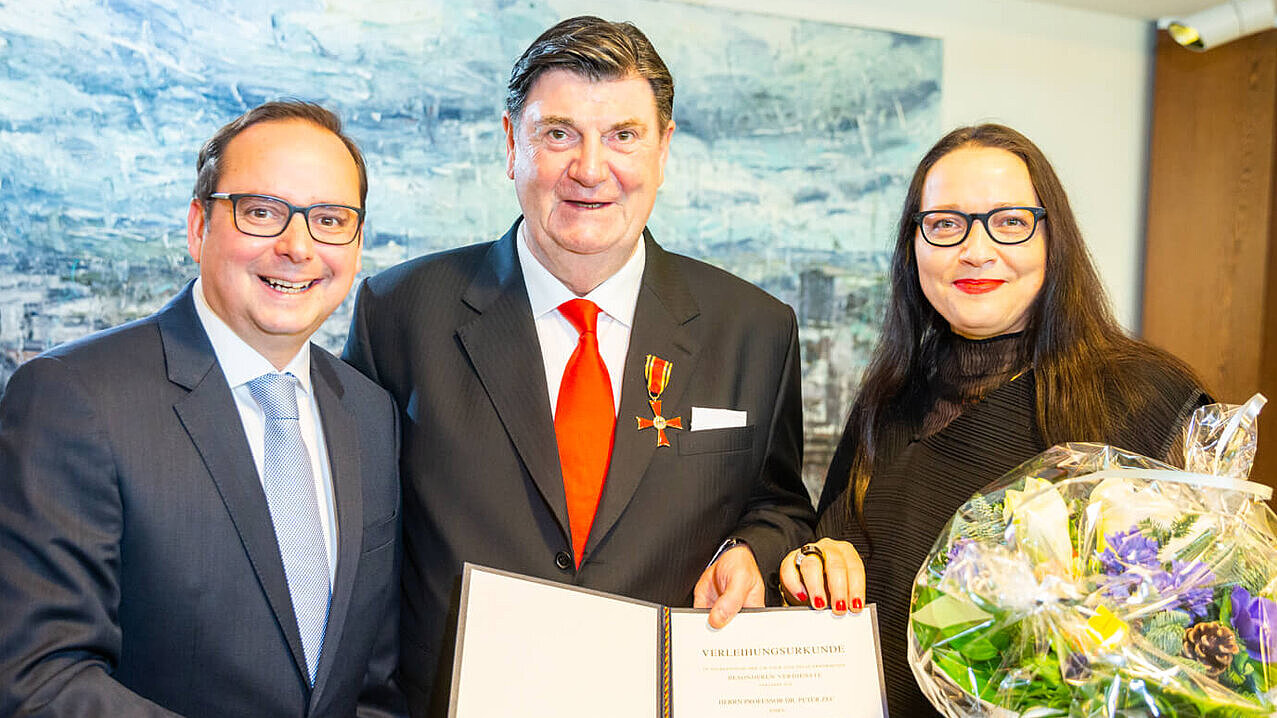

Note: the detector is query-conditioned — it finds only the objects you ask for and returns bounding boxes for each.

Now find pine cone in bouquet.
[1183,622,1239,676]
[908,395,1277,717]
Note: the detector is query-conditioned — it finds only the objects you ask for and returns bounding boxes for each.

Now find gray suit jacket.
[0,283,405,717]
[343,220,816,715]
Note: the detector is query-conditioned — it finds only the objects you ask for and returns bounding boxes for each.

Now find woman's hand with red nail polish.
[779,538,866,617]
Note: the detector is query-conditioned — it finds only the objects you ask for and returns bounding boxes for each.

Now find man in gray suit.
[0,101,404,717]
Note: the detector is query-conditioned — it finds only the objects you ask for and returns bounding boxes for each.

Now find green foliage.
[1170,514,1199,539]
[1134,513,1197,548]
[1218,553,1273,596]
[1006,651,1070,709]
[1237,564,1270,596]
[1145,610,1190,655]
[1255,655,1275,695]
[933,646,998,701]
[1176,526,1220,564]
[1139,516,1173,546]
[956,494,1005,546]
[916,586,1277,718]
[1220,588,1235,627]
[955,635,999,662]
[910,586,944,647]
[1221,651,1258,691]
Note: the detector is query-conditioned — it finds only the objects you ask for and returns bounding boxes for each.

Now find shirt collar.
[192,278,312,393]
[516,221,646,328]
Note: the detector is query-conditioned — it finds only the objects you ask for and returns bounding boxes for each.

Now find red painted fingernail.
[852,598,863,611]
[835,600,847,612]
[795,592,808,603]
[813,596,825,609]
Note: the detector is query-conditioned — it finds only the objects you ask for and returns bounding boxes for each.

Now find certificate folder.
[448,563,889,718]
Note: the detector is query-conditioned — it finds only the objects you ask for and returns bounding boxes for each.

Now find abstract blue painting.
[0,0,940,496]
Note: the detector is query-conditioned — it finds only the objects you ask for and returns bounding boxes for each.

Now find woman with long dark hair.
[782,124,1207,715]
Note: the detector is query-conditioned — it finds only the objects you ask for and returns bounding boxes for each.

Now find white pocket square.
[690,407,747,431]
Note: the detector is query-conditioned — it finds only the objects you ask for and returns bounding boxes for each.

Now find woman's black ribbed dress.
[815,332,1207,717]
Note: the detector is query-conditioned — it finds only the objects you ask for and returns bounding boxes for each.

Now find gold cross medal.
[636,354,682,447]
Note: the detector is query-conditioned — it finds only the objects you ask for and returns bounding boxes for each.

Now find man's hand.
[693,544,765,629]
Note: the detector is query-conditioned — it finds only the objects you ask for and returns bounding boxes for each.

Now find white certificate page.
[669,606,887,718]
[449,566,659,718]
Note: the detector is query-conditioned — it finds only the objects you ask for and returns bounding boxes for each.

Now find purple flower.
[1166,561,1215,620]
[1101,570,1146,601]
[1101,562,1215,619]
[947,537,975,562]
[1100,529,1160,576]
[1231,586,1277,662]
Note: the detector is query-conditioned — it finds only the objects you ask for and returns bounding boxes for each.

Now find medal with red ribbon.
[635,354,682,447]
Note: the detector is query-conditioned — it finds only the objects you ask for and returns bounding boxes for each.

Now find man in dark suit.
[0,102,404,717]
[343,16,816,715]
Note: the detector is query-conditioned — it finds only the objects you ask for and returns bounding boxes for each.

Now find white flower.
[1004,476,1074,575]
[1087,476,1180,550]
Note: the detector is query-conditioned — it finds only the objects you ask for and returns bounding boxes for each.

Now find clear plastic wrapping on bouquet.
[908,394,1277,717]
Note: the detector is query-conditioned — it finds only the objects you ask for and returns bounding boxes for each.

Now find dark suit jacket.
[343,220,816,715]
[0,283,405,717]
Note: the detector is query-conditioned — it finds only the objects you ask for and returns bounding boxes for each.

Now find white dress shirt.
[192,279,338,582]
[516,224,646,417]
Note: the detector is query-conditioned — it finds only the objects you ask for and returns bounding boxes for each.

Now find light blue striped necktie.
[248,372,331,685]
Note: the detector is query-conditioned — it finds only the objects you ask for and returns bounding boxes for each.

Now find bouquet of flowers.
[909,394,1277,717]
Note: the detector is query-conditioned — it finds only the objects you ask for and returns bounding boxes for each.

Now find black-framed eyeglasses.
[914,206,1047,247]
[208,193,365,246]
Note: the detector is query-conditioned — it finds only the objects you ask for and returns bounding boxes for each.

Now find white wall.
[671,0,1155,330]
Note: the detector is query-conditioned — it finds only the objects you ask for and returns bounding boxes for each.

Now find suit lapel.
[586,234,701,556]
[161,284,312,688]
[308,352,361,704]
[455,223,571,538]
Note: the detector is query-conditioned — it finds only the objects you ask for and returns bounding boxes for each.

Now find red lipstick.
[954,279,1004,294]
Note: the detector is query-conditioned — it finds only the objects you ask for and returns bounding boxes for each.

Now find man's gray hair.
[506,16,674,128]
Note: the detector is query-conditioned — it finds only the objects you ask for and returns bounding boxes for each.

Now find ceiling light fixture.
[1165,0,1275,50]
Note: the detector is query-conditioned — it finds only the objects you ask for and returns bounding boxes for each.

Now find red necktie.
[554,299,616,566]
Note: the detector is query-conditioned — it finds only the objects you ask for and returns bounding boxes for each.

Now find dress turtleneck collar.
[919,330,1032,439]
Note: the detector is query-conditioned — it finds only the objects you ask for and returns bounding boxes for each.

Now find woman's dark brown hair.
[839,123,1200,523]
